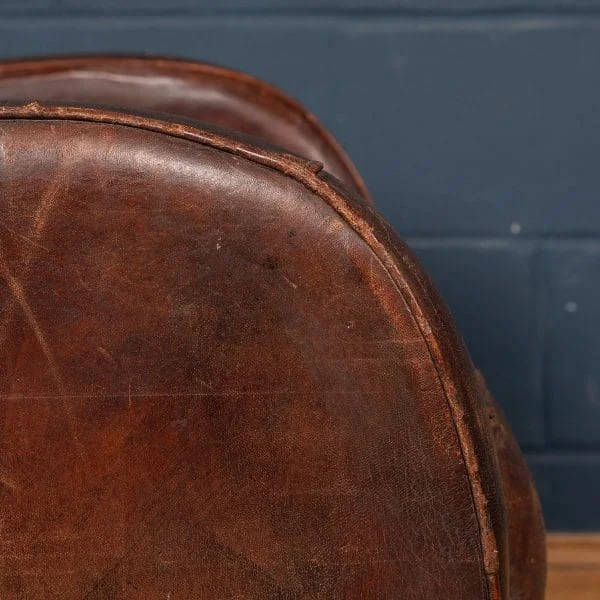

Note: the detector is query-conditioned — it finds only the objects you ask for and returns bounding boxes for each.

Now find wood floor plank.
[547,534,600,600]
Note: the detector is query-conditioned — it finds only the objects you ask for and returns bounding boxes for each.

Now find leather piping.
[0,55,372,203]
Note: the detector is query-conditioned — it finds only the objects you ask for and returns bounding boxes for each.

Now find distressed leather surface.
[0,56,370,203]
[478,373,547,600]
[0,55,547,599]
[0,104,508,598]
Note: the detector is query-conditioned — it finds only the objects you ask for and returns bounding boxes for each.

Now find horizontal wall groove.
[408,235,600,244]
[2,7,600,19]
[527,451,600,463]
[1,13,600,25]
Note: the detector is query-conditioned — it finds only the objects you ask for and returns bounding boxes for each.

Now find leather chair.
[0,57,545,599]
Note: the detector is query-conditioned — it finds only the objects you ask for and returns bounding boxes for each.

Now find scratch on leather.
[0,251,65,392]
[0,172,67,349]
[0,248,83,456]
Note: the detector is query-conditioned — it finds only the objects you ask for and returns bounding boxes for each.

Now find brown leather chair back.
[0,59,545,600]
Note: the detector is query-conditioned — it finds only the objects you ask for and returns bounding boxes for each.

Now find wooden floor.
[547,534,600,600]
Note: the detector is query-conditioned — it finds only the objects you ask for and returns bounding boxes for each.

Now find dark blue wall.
[1,0,598,530]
